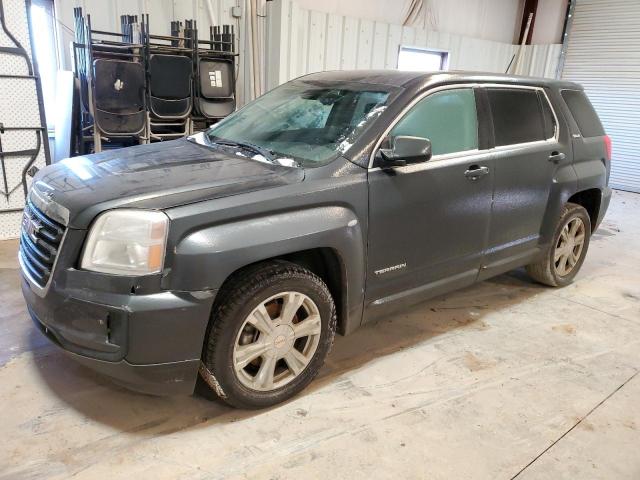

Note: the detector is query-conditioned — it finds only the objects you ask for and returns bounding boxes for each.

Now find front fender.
[165,206,365,332]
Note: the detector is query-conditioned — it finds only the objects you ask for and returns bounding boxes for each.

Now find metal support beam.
[555,0,577,79]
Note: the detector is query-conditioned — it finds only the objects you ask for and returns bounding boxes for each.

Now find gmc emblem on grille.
[22,212,42,242]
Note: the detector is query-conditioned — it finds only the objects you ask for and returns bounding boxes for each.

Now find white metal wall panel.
[561,0,640,193]
[341,16,358,69]
[357,20,374,70]
[271,0,561,89]
[307,10,326,73]
[371,21,388,69]
[385,24,403,69]
[288,0,524,44]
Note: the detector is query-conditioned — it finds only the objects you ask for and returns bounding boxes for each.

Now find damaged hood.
[30,137,305,228]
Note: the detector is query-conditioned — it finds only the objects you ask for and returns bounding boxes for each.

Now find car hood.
[29,137,305,228]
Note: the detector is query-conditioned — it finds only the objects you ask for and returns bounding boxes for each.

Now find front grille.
[19,201,66,287]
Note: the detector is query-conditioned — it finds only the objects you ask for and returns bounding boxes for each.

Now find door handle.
[548,151,566,163]
[464,165,490,180]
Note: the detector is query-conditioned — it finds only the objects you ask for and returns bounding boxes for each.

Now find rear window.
[487,88,546,146]
[561,89,604,138]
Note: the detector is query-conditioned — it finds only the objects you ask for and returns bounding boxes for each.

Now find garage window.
[390,88,478,156]
[397,46,449,72]
[487,88,546,147]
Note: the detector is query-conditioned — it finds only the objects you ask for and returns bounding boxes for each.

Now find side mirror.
[377,136,432,168]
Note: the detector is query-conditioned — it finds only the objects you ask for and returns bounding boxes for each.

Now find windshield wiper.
[210,138,276,162]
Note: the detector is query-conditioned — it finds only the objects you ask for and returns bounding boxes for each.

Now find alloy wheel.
[554,217,586,277]
[233,291,322,391]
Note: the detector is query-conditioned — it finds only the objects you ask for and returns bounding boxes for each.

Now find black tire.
[200,260,336,409]
[526,202,591,287]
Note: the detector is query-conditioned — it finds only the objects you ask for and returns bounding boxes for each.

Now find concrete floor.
[1,190,639,480]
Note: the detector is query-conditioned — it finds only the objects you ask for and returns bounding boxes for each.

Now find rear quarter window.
[561,89,604,138]
[538,91,557,139]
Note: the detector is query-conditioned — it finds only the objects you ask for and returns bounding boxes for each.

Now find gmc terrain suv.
[20,71,611,408]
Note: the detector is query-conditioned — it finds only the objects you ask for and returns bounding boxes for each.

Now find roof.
[299,70,582,90]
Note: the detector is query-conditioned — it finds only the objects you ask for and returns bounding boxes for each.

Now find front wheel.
[200,261,336,409]
[526,202,591,287]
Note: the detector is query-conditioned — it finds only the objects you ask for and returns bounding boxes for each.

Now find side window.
[538,91,557,139]
[390,88,478,156]
[487,88,545,146]
[561,89,604,138]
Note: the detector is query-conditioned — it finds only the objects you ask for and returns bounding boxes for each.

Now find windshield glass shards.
[204,81,394,167]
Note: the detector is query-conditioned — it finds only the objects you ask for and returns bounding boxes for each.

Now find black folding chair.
[93,58,146,136]
[148,54,192,119]
[196,57,235,119]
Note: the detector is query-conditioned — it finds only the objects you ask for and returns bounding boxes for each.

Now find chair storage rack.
[71,8,237,154]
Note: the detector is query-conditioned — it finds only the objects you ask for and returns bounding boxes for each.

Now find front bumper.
[21,266,216,396]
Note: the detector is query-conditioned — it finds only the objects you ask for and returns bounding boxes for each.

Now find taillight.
[604,135,612,160]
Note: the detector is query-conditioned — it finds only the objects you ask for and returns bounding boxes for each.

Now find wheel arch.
[166,206,366,337]
[567,188,602,232]
[209,248,350,336]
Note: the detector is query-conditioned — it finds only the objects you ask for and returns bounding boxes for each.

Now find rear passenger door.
[480,86,565,279]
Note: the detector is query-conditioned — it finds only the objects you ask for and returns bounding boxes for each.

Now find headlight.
[81,210,169,275]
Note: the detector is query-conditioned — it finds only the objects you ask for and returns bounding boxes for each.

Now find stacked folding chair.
[69,9,237,155]
[195,26,236,123]
[74,9,147,153]
[92,58,146,140]
[143,17,194,142]
[146,54,192,139]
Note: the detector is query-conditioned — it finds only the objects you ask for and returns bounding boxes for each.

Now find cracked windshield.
[206,81,392,166]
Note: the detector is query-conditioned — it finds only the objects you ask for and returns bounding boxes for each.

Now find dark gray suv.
[20,71,611,408]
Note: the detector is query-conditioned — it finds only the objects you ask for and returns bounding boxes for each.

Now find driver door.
[365,86,494,316]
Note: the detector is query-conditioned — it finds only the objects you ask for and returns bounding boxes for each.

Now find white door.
[562,0,640,193]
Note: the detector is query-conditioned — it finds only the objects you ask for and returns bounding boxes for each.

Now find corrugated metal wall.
[268,0,561,88]
[286,0,525,44]
[561,0,640,193]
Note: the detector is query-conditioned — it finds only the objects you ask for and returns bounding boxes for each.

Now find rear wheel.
[526,202,591,287]
[200,261,336,409]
